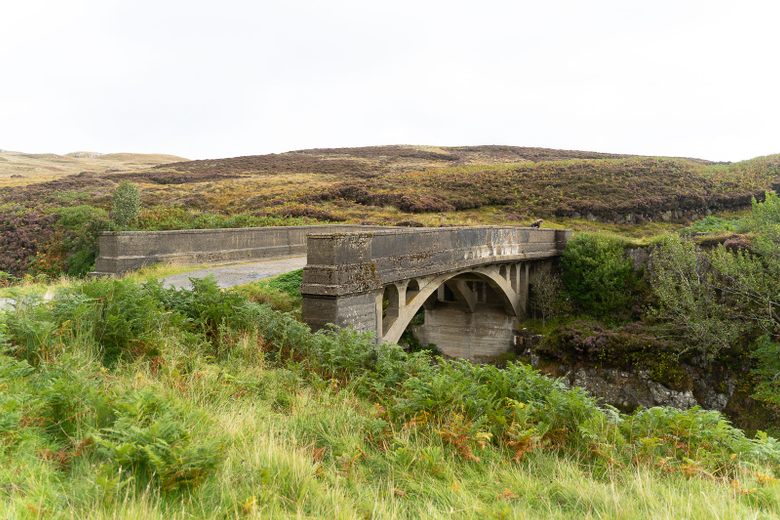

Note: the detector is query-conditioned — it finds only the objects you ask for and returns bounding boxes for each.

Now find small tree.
[648,234,744,361]
[530,271,570,324]
[111,181,141,228]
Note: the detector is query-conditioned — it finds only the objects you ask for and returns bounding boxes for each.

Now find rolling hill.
[0,150,186,188]
[2,145,779,228]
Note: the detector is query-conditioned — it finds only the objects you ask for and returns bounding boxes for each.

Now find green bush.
[681,215,740,235]
[621,406,780,474]
[110,181,141,228]
[58,279,169,365]
[153,277,259,356]
[746,191,780,230]
[232,283,298,313]
[5,279,170,366]
[0,351,222,494]
[55,205,109,276]
[529,271,570,323]
[561,233,636,318]
[260,269,302,301]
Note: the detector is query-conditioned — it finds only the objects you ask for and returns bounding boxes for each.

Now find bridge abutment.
[414,305,519,361]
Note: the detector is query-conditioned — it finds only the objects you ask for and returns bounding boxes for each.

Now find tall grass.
[1,276,780,518]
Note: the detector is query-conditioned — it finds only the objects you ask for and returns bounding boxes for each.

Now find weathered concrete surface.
[301,226,569,357]
[161,255,307,290]
[94,225,386,275]
[413,303,518,362]
[302,227,568,297]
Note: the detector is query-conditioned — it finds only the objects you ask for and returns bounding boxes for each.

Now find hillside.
[0,150,186,188]
[3,145,779,228]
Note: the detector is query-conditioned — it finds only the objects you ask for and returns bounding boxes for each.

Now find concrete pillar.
[382,284,401,336]
[517,263,530,317]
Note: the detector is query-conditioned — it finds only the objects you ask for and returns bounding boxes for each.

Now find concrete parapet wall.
[93,225,387,274]
[302,226,571,297]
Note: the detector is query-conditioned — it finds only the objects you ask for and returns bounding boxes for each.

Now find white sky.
[1,1,778,161]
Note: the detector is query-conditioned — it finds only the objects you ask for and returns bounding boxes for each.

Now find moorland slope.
[3,145,779,226]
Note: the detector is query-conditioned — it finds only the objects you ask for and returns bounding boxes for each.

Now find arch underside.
[380,263,530,355]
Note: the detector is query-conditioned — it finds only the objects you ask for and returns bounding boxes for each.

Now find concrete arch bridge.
[301,227,570,361]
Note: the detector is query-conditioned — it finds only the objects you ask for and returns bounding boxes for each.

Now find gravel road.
[161,255,307,289]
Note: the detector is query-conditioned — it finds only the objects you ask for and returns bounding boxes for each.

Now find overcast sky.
[1,1,777,161]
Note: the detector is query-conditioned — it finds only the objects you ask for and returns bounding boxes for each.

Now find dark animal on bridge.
[530,219,543,228]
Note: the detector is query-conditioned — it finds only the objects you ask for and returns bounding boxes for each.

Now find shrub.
[31,205,110,277]
[746,191,780,230]
[154,277,257,356]
[0,271,18,287]
[708,244,780,334]
[232,283,298,313]
[260,269,303,302]
[561,233,636,318]
[6,279,174,366]
[648,235,745,361]
[110,181,141,228]
[1,348,222,493]
[69,279,171,365]
[55,205,109,276]
[681,215,740,235]
[621,406,780,475]
[4,300,59,365]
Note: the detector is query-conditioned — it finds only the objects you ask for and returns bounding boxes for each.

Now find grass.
[3,340,779,519]
[0,262,225,300]
[33,376,780,518]
[2,275,780,518]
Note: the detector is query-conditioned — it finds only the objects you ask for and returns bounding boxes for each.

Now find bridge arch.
[382,266,521,345]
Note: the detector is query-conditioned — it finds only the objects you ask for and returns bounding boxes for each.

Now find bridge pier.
[301,226,569,359]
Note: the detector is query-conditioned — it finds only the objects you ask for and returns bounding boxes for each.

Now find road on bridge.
[162,255,307,289]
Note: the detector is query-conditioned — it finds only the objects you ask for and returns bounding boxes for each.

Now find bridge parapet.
[301,226,570,345]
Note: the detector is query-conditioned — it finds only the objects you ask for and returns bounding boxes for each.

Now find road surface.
[161,255,307,289]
